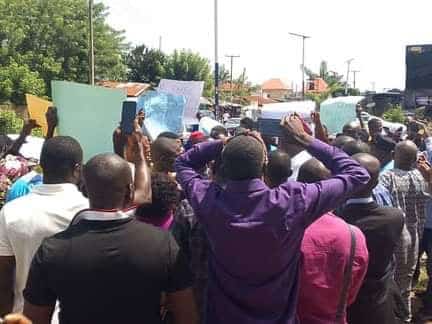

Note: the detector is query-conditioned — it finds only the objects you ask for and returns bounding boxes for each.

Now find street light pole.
[214,0,220,115]
[226,55,240,102]
[352,70,360,89]
[345,58,354,95]
[88,0,95,86]
[289,32,310,100]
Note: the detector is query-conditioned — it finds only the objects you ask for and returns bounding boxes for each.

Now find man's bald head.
[298,158,331,183]
[333,135,355,148]
[342,140,371,156]
[343,121,360,138]
[352,153,380,196]
[151,137,183,172]
[84,153,133,209]
[265,150,292,188]
[394,140,418,171]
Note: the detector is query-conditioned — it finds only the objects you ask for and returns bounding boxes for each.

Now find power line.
[225,55,240,102]
[289,32,310,100]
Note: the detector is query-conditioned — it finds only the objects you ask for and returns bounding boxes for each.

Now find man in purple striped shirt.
[175,115,370,323]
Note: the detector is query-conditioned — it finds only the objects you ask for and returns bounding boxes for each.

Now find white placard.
[158,79,204,125]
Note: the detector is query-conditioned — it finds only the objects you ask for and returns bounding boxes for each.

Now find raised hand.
[21,119,39,136]
[280,114,314,147]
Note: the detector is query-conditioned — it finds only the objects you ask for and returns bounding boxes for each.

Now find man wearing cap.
[185,132,206,151]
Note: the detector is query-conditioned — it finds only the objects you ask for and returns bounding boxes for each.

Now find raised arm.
[129,130,152,205]
[279,115,370,226]
[311,112,329,144]
[175,140,224,209]
[3,120,38,158]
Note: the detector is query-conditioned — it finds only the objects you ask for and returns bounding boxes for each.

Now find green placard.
[52,81,127,161]
[320,96,364,135]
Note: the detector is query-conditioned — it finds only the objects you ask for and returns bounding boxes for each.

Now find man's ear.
[73,163,82,184]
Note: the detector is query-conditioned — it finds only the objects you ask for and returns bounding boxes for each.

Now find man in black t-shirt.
[23,152,198,324]
[340,153,405,324]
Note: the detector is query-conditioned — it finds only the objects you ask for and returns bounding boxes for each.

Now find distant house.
[306,78,328,94]
[262,79,292,99]
[97,81,151,97]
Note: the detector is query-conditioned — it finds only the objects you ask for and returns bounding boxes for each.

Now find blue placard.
[137,91,186,140]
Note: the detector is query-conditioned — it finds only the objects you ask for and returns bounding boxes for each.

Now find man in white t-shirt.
[0,136,89,316]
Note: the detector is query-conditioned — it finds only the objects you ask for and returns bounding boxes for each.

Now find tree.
[0,0,127,103]
[383,105,405,123]
[0,59,45,105]
[164,50,213,97]
[218,64,230,84]
[126,44,166,85]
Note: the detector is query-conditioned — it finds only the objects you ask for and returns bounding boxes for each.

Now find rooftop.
[97,81,151,97]
[262,78,290,91]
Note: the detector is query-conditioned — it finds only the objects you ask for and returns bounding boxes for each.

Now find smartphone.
[257,118,284,137]
[120,101,140,134]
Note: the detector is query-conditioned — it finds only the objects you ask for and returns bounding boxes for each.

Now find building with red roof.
[261,79,292,100]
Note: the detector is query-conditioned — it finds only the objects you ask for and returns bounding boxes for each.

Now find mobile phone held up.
[120,101,141,135]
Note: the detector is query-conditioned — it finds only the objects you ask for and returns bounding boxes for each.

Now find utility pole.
[88,0,95,86]
[159,36,162,51]
[352,70,360,89]
[225,54,240,102]
[345,58,354,95]
[214,0,220,116]
[289,32,310,100]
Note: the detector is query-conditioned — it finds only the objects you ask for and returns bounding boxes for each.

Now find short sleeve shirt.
[24,214,193,324]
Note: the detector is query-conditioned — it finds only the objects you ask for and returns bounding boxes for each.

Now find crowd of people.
[0,105,432,324]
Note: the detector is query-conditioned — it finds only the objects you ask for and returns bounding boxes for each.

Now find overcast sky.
[101,0,432,92]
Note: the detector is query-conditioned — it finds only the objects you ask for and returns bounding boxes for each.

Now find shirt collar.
[71,207,135,225]
[346,196,374,205]
[31,183,81,195]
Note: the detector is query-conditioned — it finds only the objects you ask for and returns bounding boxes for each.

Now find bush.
[0,110,43,137]
[383,105,405,123]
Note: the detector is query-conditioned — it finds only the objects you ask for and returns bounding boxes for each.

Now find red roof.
[262,79,289,91]
[306,78,328,94]
[97,81,151,97]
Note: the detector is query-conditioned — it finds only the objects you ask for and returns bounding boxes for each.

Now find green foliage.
[218,64,230,84]
[0,59,45,105]
[126,45,166,85]
[0,110,44,136]
[164,50,213,97]
[0,110,23,134]
[0,0,127,103]
[383,105,405,123]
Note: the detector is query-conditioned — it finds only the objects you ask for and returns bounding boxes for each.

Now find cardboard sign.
[158,79,204,125]
[52,81,127,161]
[25,94,52,135]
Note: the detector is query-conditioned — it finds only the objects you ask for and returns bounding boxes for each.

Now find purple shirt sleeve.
[279,139,370,226]
[175,140,224,210]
